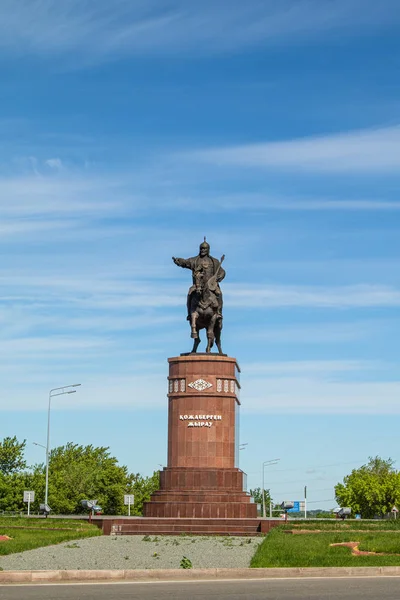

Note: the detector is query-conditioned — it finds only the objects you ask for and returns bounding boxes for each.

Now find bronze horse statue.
[188,256,224,354]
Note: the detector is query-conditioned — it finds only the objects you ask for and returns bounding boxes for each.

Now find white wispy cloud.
[225,283,400,308]
[1,269,400,310]
[0,1,397,64]
[245,377,400,415]
[240,320,388,344]
[241,359,400,415]
[0,173,124,217]
[192,126,400,173]
[0,336,110,357]
[196,195,400,211]
[245,359,379,376]
[44,158,63,170]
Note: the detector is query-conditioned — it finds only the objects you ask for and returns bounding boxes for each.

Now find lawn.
[251,526,400,568]
[0,517,101,556]
[286,519,400,531]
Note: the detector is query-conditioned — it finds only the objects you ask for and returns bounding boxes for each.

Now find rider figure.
[172,239,225,321]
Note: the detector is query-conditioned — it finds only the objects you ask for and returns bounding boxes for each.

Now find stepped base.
[96,517,282,536]
[108,518,262,536]
[144,467,257,519]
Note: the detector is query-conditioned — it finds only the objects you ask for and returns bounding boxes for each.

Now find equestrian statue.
[172,239,225,354]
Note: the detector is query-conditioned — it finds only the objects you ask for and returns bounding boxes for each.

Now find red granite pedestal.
[144,354,257,519]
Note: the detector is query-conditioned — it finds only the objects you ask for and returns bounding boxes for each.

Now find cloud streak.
[226,283,400,308]
[241,360,400,415]
[245,377,400,415]
[1,267,400,310]
[0,1,398,64]
[192,126,400,173]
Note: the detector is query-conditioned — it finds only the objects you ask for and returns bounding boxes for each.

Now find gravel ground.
[0,535,262,571]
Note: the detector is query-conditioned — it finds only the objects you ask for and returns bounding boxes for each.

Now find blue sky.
[1,0,400,511]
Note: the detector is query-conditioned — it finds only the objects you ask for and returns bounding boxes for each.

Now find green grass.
[251,527,400,568]
[0,517,101,556]
[283,519,400,531]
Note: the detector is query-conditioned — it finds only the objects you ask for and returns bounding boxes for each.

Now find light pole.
[33,442,46,450]
[262,458,280,518]
[45,384,81,507]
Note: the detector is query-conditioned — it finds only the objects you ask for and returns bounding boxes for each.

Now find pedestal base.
[143,467,257,518]
[143,354,257,520]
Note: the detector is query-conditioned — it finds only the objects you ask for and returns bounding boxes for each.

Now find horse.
[188,265,223,354]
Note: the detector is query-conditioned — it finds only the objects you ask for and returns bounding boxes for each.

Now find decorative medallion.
[223,379,229,393]
[169,380,173,393]
[216,379,222,392]
[180,379,186,392]
[174,379,179,392]
[188,378,212,391]
[230,380,235,393]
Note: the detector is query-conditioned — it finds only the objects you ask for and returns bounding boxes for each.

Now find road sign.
[124,494,134,516]
[392,506,398,512]
[23,491,35,516]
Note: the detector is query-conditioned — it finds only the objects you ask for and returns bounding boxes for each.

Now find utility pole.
[261,458,280,518]
[304,485,307,519]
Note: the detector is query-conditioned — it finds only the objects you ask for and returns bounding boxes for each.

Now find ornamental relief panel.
[168,378,186,393]
[215,379,238,394]
[188,378,212,391]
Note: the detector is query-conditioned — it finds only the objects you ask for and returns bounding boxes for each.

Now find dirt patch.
[289,530,322,534]
[0,536,11,542]
[330,541,400,557]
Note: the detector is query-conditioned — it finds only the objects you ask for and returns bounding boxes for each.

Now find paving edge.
[2,567,400,584]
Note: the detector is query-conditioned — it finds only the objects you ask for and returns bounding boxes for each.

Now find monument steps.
[109,517,263,536]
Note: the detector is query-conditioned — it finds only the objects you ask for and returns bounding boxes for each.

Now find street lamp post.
[33,442,46,450]
[45,384,81,507]
[262,458,280,518]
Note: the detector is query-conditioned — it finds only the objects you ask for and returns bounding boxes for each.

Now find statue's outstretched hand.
[172,257,182,266]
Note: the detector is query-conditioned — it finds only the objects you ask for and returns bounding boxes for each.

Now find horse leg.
[215,320,223,355]
[190,312,199,338]
[206,314,217,353]
[191,336,201,353]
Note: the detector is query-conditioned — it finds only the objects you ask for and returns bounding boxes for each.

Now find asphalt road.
[1,578,400,600]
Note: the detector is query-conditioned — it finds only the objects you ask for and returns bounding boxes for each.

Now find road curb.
[2,566,400,584]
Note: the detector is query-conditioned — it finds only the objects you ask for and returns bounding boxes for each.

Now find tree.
[250,487,272,511]
[41,443,132,514]
[35,443,161,515]
[0,436,161,515]
[129,471,160,516]
[335,456,400,518]
[0,436,27,475]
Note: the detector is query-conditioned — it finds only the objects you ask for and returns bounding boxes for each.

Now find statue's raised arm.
[172,256,193,269]
[172,239,225,354]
